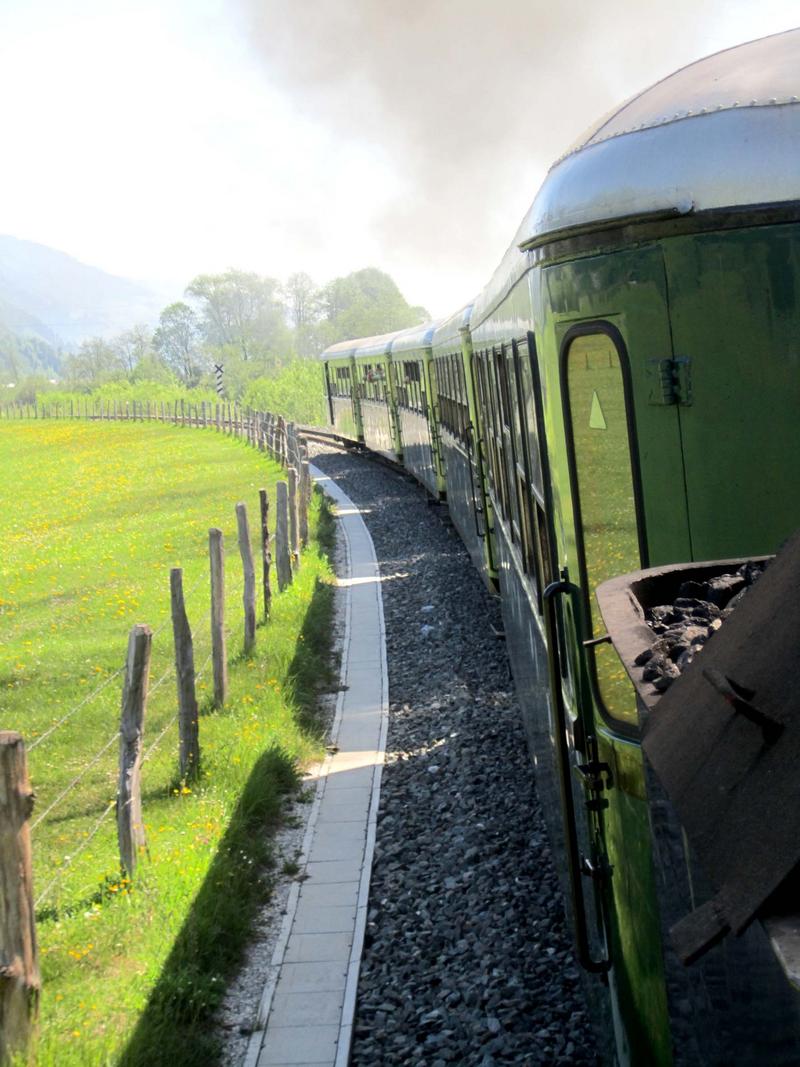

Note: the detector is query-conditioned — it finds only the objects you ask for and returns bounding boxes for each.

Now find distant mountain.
[0,236,172,352]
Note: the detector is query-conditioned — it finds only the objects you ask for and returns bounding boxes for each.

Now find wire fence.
[5,409,314,956]
[0,406,320,1061]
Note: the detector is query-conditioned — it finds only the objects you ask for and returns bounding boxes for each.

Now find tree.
[153,303,202,385]
[63,337,125,390]
[185,270,288,364]
[283,272,322,358]
[320,268,429,344]
[113,324,153,375]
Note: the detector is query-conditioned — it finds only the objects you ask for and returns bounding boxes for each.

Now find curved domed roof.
[520,28,800,249]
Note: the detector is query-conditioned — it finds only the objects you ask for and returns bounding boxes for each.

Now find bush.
[243,360,327,425]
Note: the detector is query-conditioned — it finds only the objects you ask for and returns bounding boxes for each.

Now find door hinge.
[648,357,692,406]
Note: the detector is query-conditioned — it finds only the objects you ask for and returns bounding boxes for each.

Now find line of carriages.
[319,27,800,1067]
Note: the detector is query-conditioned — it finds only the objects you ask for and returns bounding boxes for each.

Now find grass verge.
[0,421,337,1065]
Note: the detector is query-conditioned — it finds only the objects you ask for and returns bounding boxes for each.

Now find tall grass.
[0,421,336,1065]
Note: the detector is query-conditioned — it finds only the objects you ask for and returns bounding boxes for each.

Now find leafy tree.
[243,361,327,426]
[113,324,153,375]
[320,267,429,344]
[283,272,322,357]
[186,270,289,364]
[62,337,125,390]
[153,303,203,385]
[0,327,59,381]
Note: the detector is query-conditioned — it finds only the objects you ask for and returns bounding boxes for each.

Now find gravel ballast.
[310,444,595,1066]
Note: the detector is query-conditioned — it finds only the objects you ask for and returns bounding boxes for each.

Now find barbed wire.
[28,566,210,752]
[30,730,119,833]
[141,711,179,766]
[34,799,116,909]
[28,666,125,752]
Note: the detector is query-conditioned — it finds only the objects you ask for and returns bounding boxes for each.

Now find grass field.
[0,420,336,1065]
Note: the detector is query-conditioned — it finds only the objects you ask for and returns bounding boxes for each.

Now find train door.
[544,245,690,1066]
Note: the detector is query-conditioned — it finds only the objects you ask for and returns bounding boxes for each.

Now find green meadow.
[0,420,336,1065]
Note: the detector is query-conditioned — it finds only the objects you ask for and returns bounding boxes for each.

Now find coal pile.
[635,562,767,692]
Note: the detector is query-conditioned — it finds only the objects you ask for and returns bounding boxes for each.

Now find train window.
[494,346,522,540]
[402,360,422,412]
[517,344,544,502]
[509,339,539,585]
[455,356,468,440]
[475,351,496,487]
[334,366,352,397]
[565,329,642,726]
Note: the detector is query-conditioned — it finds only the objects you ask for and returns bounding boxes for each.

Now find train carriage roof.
[432,304,473,351]
[390,320,441,356]
[319,338,361,361]
[472,28,800,331]
[522,28,800,249]
[321,331,400,361]
[353,330,402,360]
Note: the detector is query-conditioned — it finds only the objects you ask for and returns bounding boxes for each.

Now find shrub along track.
[309,444,595,1066]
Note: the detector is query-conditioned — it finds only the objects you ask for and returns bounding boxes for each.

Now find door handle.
[543,580,611,975]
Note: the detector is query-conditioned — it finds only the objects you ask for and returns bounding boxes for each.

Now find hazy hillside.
[0,236,171,351]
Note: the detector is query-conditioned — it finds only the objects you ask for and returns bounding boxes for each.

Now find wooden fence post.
[235,503,257,654]
[0,733,39,1063]
[286,421,296,467]
[117,624,152,878]
[288,467,300,570]
[299,459,310,548]
[209,529,228,706]
[170,569,200,781]
[278,416,287,466]
[275,482,292,591]
[259,489,272,620]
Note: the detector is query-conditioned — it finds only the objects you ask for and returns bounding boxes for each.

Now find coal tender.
[597,534,800,1065]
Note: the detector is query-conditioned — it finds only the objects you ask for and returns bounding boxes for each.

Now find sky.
[0,0,797,319]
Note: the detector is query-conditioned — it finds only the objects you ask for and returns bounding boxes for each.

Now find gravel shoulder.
[308,445,596,1066]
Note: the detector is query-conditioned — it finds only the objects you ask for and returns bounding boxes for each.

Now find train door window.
[335,366,352,397]
[403,360,419,412]
[509,340,539,584]
[564,327,643,726]
[452,356,462,435]
[445,358,454,432]
[455,356,468,441]
[418,360,428,416]
[474,352,494,484]
[483,349,505,514]
[494,345,522,539]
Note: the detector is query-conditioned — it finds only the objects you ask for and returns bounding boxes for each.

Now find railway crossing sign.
[214,364,224,397]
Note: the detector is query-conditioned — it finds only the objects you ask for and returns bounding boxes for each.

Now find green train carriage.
[431,304,498,580]
[388,321,446,498]
[320,338,362,443]
[352,332,402,462]
[468,28,800,1065]
[319,28,800,1064]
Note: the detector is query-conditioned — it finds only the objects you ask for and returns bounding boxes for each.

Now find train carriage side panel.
[662,220,800,559]
[320,344,362,441]
[433,306,496,580]
[353,333,402,462]
[390,322,445,497]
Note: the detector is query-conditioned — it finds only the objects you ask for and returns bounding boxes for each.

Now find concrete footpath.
[244,466,388,1067]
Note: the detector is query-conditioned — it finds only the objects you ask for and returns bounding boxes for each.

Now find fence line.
[34,800,117,908]
[7,402,315,1062]
[28,667,126,752]
[29,731,120,833]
